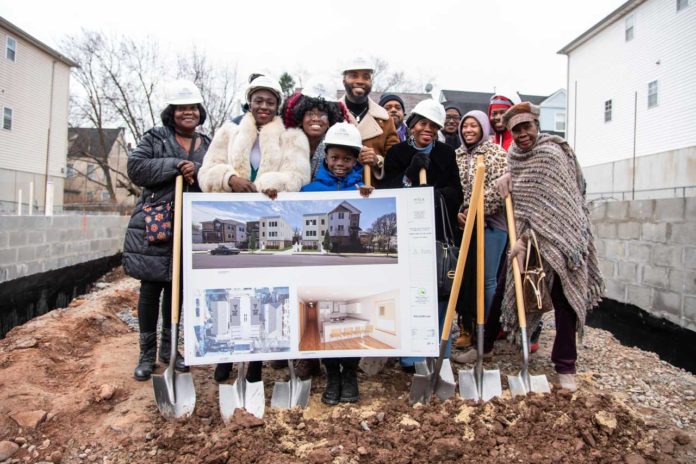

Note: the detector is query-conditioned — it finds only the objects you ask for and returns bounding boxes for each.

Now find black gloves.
[406,153,430,185]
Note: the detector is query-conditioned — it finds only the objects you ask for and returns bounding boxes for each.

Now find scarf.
[492,130,513,151]
[501,133,604,336]
[407,135,433,154]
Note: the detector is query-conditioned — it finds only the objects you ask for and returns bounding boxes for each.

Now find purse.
[522,230,553,313]
[435,194,459,297]
[143,200,173,244]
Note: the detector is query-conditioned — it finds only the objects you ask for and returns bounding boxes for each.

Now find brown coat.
[341,96,399,184]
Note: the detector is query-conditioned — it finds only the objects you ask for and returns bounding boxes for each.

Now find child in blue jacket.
[301,122,372,404]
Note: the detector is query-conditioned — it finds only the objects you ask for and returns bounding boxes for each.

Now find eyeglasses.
[304,110,329,121]
[445,115,461,121]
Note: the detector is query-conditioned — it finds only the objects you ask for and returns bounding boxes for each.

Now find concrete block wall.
[591,197,696,331]
[0,215,129,283]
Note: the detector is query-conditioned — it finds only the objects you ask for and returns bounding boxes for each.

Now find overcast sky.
[1,0,625,97]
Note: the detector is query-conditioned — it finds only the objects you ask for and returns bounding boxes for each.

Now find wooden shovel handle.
[476,179,485,325]
[419,168,427,186]
[505,195,527,329]
[441,155,485,342]
[171,175,184,325]
[364,165,372,187]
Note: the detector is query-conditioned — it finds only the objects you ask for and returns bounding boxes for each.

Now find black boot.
[322,359,341,405]
[339,359,359,403]
[246,361,263,383]
[134,332,157,381]
[159,328,189,372]
[214,363,233,382]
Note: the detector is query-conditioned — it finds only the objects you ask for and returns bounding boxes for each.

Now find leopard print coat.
[455,140,508,215]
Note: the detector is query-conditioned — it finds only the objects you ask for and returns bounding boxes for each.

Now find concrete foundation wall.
[0,215,129,283]
[591,197,696,331]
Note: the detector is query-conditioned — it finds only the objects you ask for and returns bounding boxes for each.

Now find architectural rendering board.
[182,189,439,364]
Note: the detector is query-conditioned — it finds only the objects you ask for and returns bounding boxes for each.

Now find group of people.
[122,56,604,405]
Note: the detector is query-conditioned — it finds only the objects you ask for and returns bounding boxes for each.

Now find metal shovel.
[153,175,196,419]
[504,195,551,396]
[219,362,265,421]
[409,159,485,404]
[459,186,502,402]
[271,360,311,409]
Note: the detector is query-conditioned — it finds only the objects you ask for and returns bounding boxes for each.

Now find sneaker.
[451,348,493,364]
[558,373,577,392]
[530,341,539,354]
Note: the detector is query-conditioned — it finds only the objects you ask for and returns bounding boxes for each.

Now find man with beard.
[488,94,515,151]
[442,105,462,148]
[378,93,408,142]
[340,57,399,185]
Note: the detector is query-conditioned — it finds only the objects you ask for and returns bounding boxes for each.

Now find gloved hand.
[406,153,430,185]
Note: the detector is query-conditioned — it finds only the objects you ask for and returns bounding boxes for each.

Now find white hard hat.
[342,56,374,73]
[302,76,338,101]
[164,79,203,105]
[245,76,283,105]
[323,123,363,152]
[406,99,446,129]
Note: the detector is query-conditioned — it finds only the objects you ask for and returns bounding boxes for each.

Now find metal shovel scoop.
[459,191,502,402]
[271,361,311,409]
[219,362,265,421]
[504,195,551,396]
[153,176,196,419]
[409,160,485,405]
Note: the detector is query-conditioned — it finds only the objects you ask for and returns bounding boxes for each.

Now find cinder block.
[46,231,63,244]
[628,199,655,221]
[617,222,641,239]
[17,246,36,262]
[50,242,66,256]
[654,198,685,222]
[606,201,629,221]
[685,247,696,270]
[669,269,696,294]
[596,223,617,239]
[27,230,45,245]
[0,217,20,231]
[0,265,17,282]
[685,197,696,220]
[34,244,50,259]
[589,202,606,221]
[627,284,653,310]
[652,245,683,268]
[594,239,607,257]
[641,223,668,243]
[671,223,696,245]
[654,290,682,321]
[0,231,8,248]
[0,247,18,265]
[604,240,625,259]
[604,279,626,301]
[626,241,652,263]
[599,259,615,279]
[618,261,639,282]
[684,296,696,325]
[642,265,669,288]
[9,230,27,247]
[43,257,61,273]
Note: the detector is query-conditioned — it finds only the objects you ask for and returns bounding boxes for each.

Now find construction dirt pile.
[0,270,695,463]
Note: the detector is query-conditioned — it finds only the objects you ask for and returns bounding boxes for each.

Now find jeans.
[400,300,453,367]
[484,227,508,319]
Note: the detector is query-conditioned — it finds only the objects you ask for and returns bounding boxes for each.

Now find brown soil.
[0,274,694,463]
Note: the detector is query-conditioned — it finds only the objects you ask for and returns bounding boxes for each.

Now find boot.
[322,360,341,405]
[339,362,359,403]
[454,327,472,349]
[246,361,263,383]
[134,332,157,381]
[558,373,577,392]
[214,363,233,382]
[159,328,189,372]
[294,359,321,380]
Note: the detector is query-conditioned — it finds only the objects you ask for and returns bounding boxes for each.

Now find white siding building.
[0,17,77,213]
[559,0,696,199]
[301,213,328,248]
[259,216,294,249]
[539,89,567,136]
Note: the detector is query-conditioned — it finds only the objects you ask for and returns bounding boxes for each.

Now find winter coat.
[382,141,463,242]
[198,112,310,192]
[341,96,400,183]
[123,126,211,282]
[301,161,364,192]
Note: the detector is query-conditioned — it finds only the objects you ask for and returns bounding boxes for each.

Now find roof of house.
[216,218,245,226]
[439,90,547,115]
[330,201,361,215]
[0,16,78,67]
[303,212,327,217]
[68,128,124,160]
[558,0,646,55]
[336,90,433,113]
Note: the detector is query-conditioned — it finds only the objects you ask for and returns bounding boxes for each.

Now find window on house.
[604,100,613,122]
[86,164,98,180]
[321,219,325,225]
[6,36,16,62]
[625,15,635,41]
[101,191,110,201]
[66,163,76,178]
[648,80,658,108]
[86,191,94,202]
[555,113,566,132]
[3,107,12,130]
[677,0,690,11]
[338,212,344,219]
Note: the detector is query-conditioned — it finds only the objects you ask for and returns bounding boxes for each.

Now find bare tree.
[177,48,240,137]
[370,56,434,94]
[370,212,398,251]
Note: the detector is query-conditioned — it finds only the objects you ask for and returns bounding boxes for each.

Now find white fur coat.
[198,113,310,193]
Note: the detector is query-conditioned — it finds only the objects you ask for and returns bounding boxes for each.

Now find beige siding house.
[0,16,77,214]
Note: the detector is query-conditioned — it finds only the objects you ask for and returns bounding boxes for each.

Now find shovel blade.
[153,368,196,420]
[508,371,550,396]
[219,381,243,424]
[507,372,528,397]
[270,381,291,409]
[244,380,265,419]
[481,368,503,402]
[529,374,551,394]
[409,373,433,405]
[291,378,311,408]
[434,359,456,401]
[458,368,479,401]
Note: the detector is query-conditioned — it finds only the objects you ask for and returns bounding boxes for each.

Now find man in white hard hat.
[340,57,399,185]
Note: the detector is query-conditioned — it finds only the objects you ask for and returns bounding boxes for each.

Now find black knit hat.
[378,93,406,111]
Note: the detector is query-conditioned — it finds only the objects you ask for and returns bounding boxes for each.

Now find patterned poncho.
[501,133,604,336]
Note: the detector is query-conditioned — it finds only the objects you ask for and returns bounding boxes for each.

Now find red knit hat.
[488,95,514,118]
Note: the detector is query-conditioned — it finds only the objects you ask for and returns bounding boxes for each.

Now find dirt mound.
[0,274,694,463]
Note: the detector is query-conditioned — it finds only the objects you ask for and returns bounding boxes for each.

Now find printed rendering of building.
[259,216,294,249]
[300,201,363,251]
[301,213,328,249]
[200,218,246,245]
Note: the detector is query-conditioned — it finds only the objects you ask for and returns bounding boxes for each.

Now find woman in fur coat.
[198,76,311,383]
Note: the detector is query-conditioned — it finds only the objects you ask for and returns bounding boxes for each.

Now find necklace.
[352,107,368,123]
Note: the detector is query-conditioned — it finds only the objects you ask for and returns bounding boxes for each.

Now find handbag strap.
[524,229,544,271]
[437,193,455,245]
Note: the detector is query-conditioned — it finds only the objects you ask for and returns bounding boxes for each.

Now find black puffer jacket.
[123,126,210,282]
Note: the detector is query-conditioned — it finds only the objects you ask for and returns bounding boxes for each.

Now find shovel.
[505,195,551,396]
[458,181,502,402]
[219,362,265,421]
[410,158,485,404]
[271,360,311,409]
[152,175,196,419]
